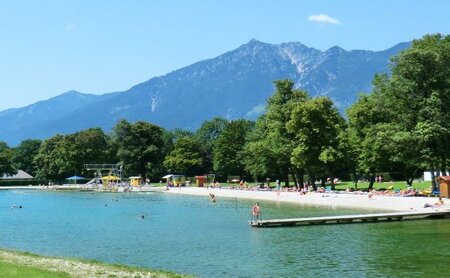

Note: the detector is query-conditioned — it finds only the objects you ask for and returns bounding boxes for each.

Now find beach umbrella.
[66,175,86,185]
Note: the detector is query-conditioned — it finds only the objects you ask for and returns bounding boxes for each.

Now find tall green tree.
[244,79,308,186]
[348,34,450,189]
[112,120,164,179]
[346,87,398,189]
[34,134,65,180]
[243,116,280,179]
[195,117,229,173]
[12,139,42,177]
[389,34,450,188]
[287,97,347,189]
[33,129,109,180]
[164,135,204,176]
[213,119,254,179]
[0,141,16,177]
[58,128,109,177]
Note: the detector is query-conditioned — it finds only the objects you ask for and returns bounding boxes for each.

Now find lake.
[1,190,449,277]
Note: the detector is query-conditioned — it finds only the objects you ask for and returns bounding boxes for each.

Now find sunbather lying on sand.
[424,197,445,208]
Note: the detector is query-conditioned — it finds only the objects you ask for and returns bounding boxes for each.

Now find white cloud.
[308,14,341,25]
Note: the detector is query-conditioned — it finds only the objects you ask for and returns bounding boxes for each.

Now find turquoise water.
[0,190,449,277]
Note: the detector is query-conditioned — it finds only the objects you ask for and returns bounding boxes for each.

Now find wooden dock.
[249,210,450,228]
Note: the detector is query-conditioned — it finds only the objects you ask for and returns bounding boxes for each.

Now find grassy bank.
[174,180,432,191]
[0,260,70,278]
[0,249,194,278]
[334,181,431,191]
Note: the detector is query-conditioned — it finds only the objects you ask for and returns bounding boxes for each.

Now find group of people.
[363,186,438,198]
[205,181,221,189]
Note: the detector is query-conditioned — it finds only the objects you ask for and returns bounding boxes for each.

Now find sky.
[1,0,450,111]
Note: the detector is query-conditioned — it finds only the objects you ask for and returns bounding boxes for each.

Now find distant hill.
[0,39,410,146]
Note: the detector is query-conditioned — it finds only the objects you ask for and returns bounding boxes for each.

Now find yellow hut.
[129,176,143,186]
[101,175,121,184]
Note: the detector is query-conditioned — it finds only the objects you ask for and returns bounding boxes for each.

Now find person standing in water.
[252,202,261,221]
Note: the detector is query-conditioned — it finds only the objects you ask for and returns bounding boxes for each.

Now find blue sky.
[1,0,449,111]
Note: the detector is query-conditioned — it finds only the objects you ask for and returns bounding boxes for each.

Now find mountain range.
[0,39,410,146]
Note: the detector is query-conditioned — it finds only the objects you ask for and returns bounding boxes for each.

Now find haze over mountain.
[0,39,410,146]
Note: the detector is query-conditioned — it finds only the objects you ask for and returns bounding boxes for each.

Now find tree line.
[1,34,449,190]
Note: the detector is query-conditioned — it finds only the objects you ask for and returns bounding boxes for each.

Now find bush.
[0,179,47,186]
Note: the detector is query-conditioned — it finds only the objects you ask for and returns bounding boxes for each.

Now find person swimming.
[209,193,216,202]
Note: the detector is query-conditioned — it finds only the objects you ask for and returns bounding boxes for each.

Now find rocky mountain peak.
[0,39,411,146]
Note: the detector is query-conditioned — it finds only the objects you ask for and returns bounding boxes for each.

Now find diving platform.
[249,210,450,228]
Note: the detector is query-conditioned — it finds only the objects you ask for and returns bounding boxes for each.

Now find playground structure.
[85,164,123,190]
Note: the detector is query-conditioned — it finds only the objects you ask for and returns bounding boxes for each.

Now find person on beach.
[433,197,444,207]
[252,202,261,221]
[424,197,445,208]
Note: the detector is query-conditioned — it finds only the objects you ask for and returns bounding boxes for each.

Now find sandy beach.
[2,185,448,212]
[165,186,449,212]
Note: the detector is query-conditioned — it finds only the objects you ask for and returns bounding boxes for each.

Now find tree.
[348,34,450,190]
[243,116,280,179]
[34,129,109,181]
[170,129,194,141]
[346,88,398,189]
[0,141,16,177]
[244,79,308,186]
[112,120,164,179]
[389,34,450,189]
[195,117,229,173]
[287,97,347,189]
[164,135,204,176]
[12,139,42,177]
[34,134,65,180]
[213,119,254,179]
[59,128,109,177]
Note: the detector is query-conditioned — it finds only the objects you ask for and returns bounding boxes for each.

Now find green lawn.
[0,261,70,278]
[334,181,432,191]
[0,249,194,278]
[192,180,434,191]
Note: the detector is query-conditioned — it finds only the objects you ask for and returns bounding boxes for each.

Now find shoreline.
[164,187,449,212]
[0,185,166,193]
[1,184,448,212]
